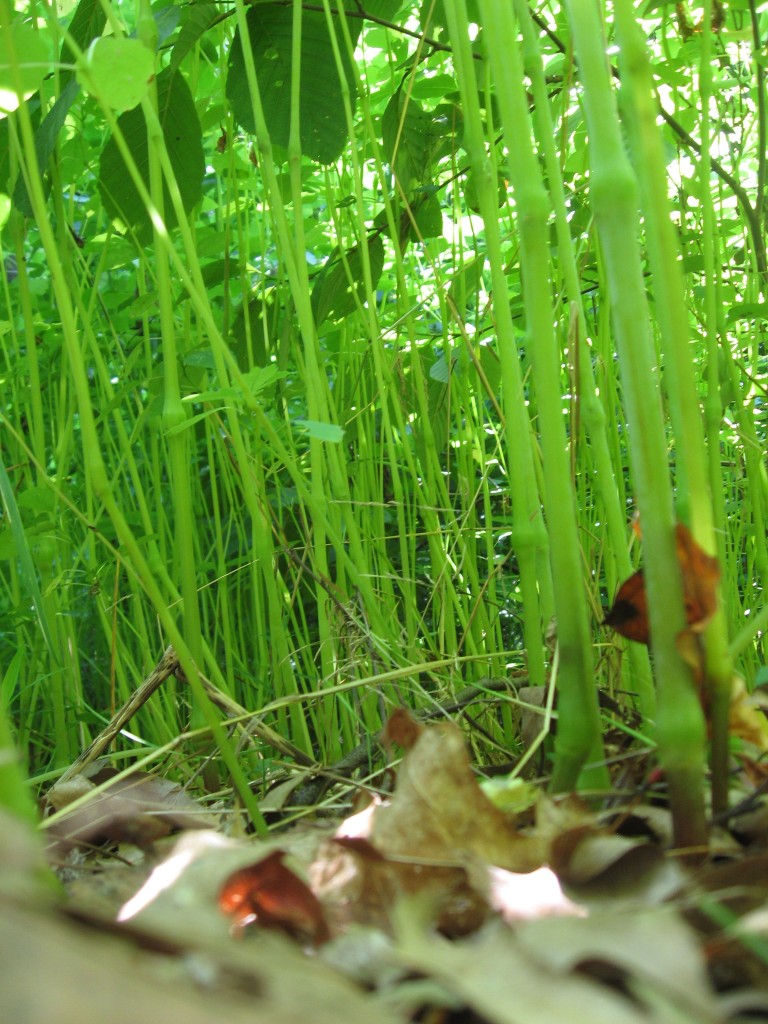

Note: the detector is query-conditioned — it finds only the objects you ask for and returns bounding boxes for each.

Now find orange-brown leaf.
[219,849,329,944]
[380,707,423,751]
[604,523,720,645]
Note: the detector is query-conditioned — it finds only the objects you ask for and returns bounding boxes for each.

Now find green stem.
[565,0,707,849]
[477,0,607,791]
[442,1,550,693]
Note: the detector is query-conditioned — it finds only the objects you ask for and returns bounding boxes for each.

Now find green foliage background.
[1,0,766,828]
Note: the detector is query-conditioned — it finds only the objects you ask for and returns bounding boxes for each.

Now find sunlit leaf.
[226,5,359,165]
[78,38,155,112]
[0,22,50,116]
[98,67,204,241]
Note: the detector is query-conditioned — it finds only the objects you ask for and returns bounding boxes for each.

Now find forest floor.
[4,653,768,1024]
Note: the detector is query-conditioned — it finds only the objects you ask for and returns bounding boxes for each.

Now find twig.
[56,646,181,785]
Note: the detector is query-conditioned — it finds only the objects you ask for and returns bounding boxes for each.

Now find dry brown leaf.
[517,909,718,1022]
[728,676,768,751]
[550,827,684,905]
[313,716,546,935]
[45,763,215,856]
[0,895,402,1024]
[604,523,720,645]
[395,921,651,1024]
[219,849,330,944]
[381,707,424,751]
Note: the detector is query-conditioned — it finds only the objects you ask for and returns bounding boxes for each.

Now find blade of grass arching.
[613,0,733,817]
[472,0,607,791]
[230,0,396,686]
[140,43,203,681]
[0,454,58,667]
[5,41,269,838]
[564,0,707,850]
[324,23,494,676]
[514,0,655,721]
[440,3,551,695]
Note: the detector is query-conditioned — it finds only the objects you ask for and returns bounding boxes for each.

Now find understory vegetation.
[1,0,767,850]
[6,2,768,1020]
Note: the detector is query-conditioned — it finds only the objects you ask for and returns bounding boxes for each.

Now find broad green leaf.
[311,235,385,325]
[419,0,480,35]
[241,364,286,397]
[170,3,221,71]
[181,348,217,370]
[448,254,485,310]
[226,4,360,165]
[17,485,56,513]
[59,0,107,74]
[98,67,204,242]
[153,6,182,47]
[429,353,452,384]
[0,22,50,116]
[411,190,443,240]
[294,419,345,443]
[382,90,432,187]
[14,77,80,216]
[78,37,155,111]
[727,302,768,321]
[410,74,459,100]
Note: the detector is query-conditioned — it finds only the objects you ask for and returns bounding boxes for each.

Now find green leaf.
[98,67,204,242]
[727,302,768,322]
[78,37,155,111]
[170,3,221,71]
[411,190,443,240]
[241,364,286,397]
[311,235,385,325]
[226,4,360,165]
[0,22,50,116]
[60,0,107,74]
[429,353,452,383]
[381,89,437,187]
[448,254,485,310]
[295,419,345,443]
[153,6,182,47]
[14,77,80,216]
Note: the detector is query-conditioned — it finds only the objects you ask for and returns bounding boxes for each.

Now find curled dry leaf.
[549,826,685,906]
[727,676,768,752]
[312,713,546,936]
[219,849,330,945]
[45,763,215,857]
[380,706,424,751]
[604,523,720,645]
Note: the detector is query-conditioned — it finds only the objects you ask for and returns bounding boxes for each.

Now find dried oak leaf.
[219,849,330,945]
[45,764,214,856]
[604,523,720,645]
[313,713,546,936]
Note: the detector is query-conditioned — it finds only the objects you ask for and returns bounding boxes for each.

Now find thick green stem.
[565,0,707,848]
[514,0,655,720]
[476,0,607,791]
[614,0,732,819]
[442,1,550,693]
